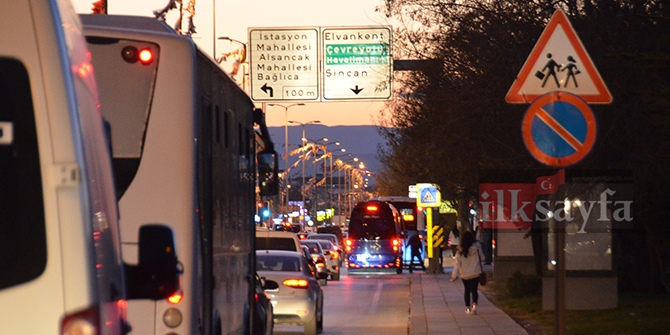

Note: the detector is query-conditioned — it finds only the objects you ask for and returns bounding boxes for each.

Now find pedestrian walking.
[448,224,460,257]
[451,230,485,315]
[408,232,426,273]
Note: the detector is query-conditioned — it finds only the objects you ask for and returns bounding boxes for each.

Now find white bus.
[81,14,278,335]
[0,1,179,334]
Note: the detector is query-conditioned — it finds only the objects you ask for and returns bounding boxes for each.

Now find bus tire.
[396,263,403,274]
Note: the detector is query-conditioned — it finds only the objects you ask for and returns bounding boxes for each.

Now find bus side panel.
[198,51,256,335]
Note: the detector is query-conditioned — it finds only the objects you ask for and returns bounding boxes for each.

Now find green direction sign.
[321,27,393,101]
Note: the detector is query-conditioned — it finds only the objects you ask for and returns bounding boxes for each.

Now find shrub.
[506,271,542,298]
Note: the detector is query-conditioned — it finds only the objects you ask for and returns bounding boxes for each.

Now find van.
[346,200,406,274]
[0,1,179,333]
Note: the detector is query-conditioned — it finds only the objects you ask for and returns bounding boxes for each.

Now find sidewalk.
[408,258,529,335]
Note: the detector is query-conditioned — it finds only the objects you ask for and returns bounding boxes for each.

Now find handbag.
[477,249,487,286]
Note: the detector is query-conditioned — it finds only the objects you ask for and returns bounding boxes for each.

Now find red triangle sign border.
[505,10,612,104]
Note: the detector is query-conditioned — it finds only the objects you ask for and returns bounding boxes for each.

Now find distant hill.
[267,124,387,178]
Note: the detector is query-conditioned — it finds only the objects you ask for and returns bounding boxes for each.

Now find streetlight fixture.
[217,36,248,89]
[267,103,305,221]
[287,120,320,222]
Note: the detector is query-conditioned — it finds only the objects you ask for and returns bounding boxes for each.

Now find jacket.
[451,244,484,280]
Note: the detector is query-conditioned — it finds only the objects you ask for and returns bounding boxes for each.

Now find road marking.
[369,280,383,314]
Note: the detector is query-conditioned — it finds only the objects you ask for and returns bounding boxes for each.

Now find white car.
[312,240,342,280]
[257,250,324,335]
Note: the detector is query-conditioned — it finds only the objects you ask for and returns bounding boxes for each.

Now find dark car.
[301,240,329,284]
[253,273,274,335]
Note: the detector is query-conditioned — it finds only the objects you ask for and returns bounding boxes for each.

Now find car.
[316,226,345,249]
[274,222,303,233]
[256,229,302,253]
[312,240,342,280]
[253,273,274,335]
[307,233,344,253]
[301,245,328,286]
[301,240,329,284]
[257,250,324,335]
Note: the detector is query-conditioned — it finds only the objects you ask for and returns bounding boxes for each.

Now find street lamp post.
[217,36,247,90]
[302,137,329,225]
[287,120,320,222]
[333,152,350,225]
[268,103,305,221]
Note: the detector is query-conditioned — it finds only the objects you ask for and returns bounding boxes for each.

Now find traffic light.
[258,202,271,218]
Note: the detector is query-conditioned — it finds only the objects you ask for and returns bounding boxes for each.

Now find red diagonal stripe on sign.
[536,107,583,151]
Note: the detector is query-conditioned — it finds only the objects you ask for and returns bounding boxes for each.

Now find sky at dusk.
[70,0,395,127]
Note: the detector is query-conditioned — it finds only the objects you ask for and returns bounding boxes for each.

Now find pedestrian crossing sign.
[417,183,441,207]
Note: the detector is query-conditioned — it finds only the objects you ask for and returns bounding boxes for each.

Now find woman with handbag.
[450,230,486,315]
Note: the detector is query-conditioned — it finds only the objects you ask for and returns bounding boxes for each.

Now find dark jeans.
[409,251,425,271]
[462,277,479,307]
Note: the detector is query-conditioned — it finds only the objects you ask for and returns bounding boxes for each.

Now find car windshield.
[349,217,397,240]
[317,241,333,251]
[256,254,301,272]
[256,237,296,251]
[301,242,322,255]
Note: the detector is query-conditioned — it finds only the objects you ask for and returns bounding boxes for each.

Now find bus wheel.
[396,263,403,274]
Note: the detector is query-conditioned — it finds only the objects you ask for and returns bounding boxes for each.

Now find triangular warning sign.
[422,190,436,203]
[506,10,612,104]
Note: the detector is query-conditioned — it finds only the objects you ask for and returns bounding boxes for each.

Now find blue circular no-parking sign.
[521,92,597,167]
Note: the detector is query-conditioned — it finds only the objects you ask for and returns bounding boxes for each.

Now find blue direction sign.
[521,92,596,167]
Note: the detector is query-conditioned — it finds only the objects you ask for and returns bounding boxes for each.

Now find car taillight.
[330,250,339,259]
[393,239,400,251]
[61,306,99,335]
[283,279,308,288]
[366,205,378,211]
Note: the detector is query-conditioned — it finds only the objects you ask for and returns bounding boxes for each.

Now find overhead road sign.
[521,92,597,167]
[248,26,393,102]
[321,27,393,101]
[506,10,612,104]
[416,183,441,208]
[248,28,320,102]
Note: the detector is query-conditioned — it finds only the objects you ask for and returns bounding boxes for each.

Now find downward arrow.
[351,85,363,95]
[261,83,274,97]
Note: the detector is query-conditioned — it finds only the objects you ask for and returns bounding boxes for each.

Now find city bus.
[0,1,179,333]
[81,14,277,335]
[345,200,406,274]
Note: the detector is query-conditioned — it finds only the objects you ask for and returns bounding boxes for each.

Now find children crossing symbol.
[506,10,612,104]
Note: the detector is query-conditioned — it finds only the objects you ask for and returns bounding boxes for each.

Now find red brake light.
[366,205,378,211]
[283,279,308,288]
[392,239,400,246]
[346,239,352,246]
[138,48,153,64]
[61,306,99,335]
[330,250,339,259]
[168,291,183,304]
